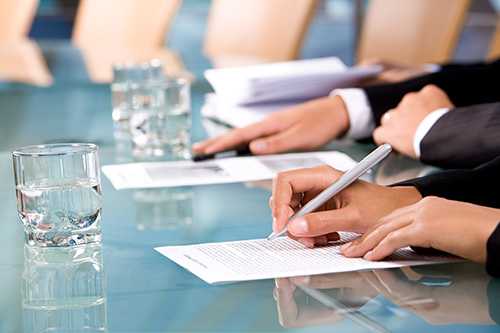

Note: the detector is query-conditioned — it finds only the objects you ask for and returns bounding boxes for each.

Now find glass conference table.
[0,42,499,333]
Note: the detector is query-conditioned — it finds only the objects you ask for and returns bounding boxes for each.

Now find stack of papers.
[203,57,381,127]
[205,57,381,105]
[201,93,301,128]
[102,151,358,189]
[155,233,459,284]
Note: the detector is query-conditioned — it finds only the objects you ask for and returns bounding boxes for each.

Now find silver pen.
[267,144,392,241]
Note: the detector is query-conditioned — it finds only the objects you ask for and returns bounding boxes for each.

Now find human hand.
[193,96,350,155]
[342,197,500,263]
[373,85,454,158]
[270,165,422,247]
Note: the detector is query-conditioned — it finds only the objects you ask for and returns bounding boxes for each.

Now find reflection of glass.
[13,143,102,247]
[22,244,107,332]
[129,78,191,161]
[134,188,193,230]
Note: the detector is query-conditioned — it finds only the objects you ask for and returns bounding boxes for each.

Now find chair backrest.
[488,17,500,60]
[0,0,38,41]
[358,0,470,65]
[204,0,317,66]
[72,0,181,49]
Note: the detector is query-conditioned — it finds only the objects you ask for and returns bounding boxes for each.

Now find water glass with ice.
[13,143,102,247]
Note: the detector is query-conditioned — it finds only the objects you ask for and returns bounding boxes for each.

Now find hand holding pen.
[268,144,423,247]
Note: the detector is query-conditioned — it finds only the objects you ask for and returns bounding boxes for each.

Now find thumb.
[287,206,360,237]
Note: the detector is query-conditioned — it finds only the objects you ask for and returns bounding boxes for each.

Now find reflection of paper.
[155,233,458,284]
[102,151,357,189]
[204,57,381,105]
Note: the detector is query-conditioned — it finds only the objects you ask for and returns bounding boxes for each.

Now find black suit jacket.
[420,102,500,168]
[362,59,500,168]
[398,156,500,277]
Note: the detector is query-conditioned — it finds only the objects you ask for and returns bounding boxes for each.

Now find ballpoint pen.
[267,143,392,240]
[192,145,252,162]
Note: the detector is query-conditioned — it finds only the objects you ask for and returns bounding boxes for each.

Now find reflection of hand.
[193,96,349,155]
[342,197,500,263]
[274,278,342,328]
[270,165,422,247]
[360,266,494,325]
[373,85,454,158]
[274,273,377,328]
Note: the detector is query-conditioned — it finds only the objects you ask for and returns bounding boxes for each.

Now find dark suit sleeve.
[396,156,500,208]
[419,103,500,168]
[363,59,500,126]
[487,223,500,278]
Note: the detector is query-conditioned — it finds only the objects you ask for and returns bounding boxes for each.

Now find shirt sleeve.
[413,108,450,158]
[330,88,374,140]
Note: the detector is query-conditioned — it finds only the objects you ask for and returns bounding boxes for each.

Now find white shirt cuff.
[422,64,441,73]
[413,108,450,158]
[330,88,374,139]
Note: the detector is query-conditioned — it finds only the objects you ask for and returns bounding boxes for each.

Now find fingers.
[249,122,318,154]
[373,127,388,146]
[364,225,416,260]
[342,214,413,258]
[287,206,360,237]
[294,233,340,248]
[341,203,426,261]
[271,166,342,225]
[373,108,397,145]
[380,109,395,126]
[192,116,284,154]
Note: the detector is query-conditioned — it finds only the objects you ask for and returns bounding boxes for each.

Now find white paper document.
[102,151,357,189]
[155,233,458,284]
[201,93,302,128]
[204,57,381,105]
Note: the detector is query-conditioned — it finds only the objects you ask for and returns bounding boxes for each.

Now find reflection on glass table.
[22,244,107,332]
[274,264,496,331]
[133,188,193,231]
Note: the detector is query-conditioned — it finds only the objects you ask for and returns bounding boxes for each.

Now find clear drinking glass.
[13,143,102,247]
[22,244,107,332]
[111,60,165,131]
[129,78,191,160]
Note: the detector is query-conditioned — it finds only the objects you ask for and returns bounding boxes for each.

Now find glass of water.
[111,60,165,131]
[129,78,191,160]
[13,143,102,247]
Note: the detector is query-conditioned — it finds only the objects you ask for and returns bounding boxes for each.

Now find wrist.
[330,95,350,136]
[391,186,423,207]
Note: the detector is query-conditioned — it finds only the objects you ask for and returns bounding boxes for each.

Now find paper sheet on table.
[155,233,459,284]
[201,93,304,128]
[102,151,357,189]
[204,57,382,105]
